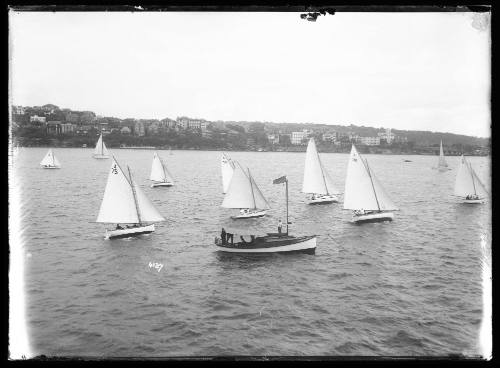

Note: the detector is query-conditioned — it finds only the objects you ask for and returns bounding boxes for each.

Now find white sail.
[133,183,166,222]
[150,152,174,183]
[221,164,270,210]
[438,140,448,168]
[97,158,165,224]
[454,155,488,198]
[343,145,397,211]
[302,138,340,195]
[94,134,109,157]
[96,159,140,223]
[221,153,235,193]
[40,149,60,167]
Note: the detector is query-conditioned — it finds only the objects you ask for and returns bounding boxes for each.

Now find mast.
[286,177,289,234]
[315,148,329,195]
[469,162,477,195]
[51,150,55,166]
[364,159,381,211]
[128,166,142,224]
[158,153,167,182]
[101,134,104,155]
[248,168,257,209]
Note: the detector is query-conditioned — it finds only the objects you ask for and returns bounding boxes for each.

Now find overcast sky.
[9,11,491,137]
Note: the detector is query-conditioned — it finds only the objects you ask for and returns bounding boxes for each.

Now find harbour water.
[12,148,491,357]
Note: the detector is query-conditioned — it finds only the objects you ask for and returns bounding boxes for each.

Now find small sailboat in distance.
[93,133,110,159]
[434,140,451,171]
[343,145,398,223]
[221,152,235,194]
[221,162,270,219]
[454,155,489,204]
[150,151,174,187]
[214,175,317,254]
[96,157,166,239]
[40,149,61,169]
[302,138,340,204]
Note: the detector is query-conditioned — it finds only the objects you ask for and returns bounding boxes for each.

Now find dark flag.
[273,175,287,184]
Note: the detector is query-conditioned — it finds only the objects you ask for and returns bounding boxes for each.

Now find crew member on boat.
[116,224,123,230]
[278,219,282,233]
[226,232,234,245]
[220,228,227,245]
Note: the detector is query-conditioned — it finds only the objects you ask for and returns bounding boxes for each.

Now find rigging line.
[127,165,142,224]
[248,168,257,210]
[468,161,477,196]
[251,173,270,209]
[473,170,489,195]
[314,141,329,195]
[158,153,167,182]
[364,158,381,212]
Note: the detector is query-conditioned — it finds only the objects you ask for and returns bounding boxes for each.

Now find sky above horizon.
[9,11,491,137]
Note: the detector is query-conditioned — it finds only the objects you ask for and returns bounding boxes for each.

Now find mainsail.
[40,149,60,167]
[302,138,340,195]
[96,158,166,224]
[94,134,109,157]
[438,140,448,168]
[343,145,397,211]
[454,155,488,198]
[221,153,236,193]
[221,163,270,210]
[150,152,174,183]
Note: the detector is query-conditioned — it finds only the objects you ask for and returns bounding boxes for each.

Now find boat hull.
[463,199,485,204]
[151,182,174,188]
[352,211,394,224]
[105,224,155,239]
[308,194,339,205]
[231,209,267,219]
[215,235,316,254]
[40,165,60,169]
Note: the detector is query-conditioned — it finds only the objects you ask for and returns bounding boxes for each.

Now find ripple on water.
[17,149,490,357]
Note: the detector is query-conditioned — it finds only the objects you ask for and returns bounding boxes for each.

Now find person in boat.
[250,235,255,243]
[226,232,234,245]
[278,219,282,234]
[240,208,249,215]
[116,224,123,230]
[221,228,227,245]
[354,209,366,216]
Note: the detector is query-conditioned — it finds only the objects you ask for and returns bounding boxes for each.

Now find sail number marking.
[111,164,118,174]
[149,262,163,272]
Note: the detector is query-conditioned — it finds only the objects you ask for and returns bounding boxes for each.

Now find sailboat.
[93,134,110,159]
[302,138,341,204]
[221,152,235,194]
[150,151,174,187]
[96,157,166,239]
[40,149,61,169]
[221,162,270,219]
[454,155,489,204]
[434,140,451,171]
[343,145,398,223]
[214,175,317,254]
